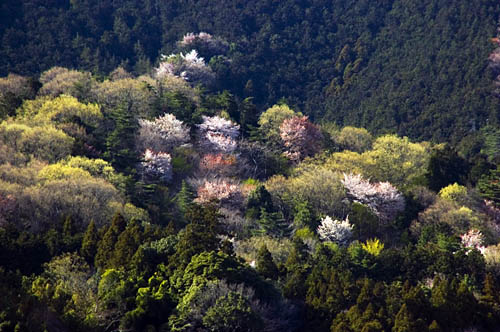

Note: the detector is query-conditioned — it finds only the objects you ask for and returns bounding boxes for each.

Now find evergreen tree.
[239,97,259,137]
[245,185,274,220]
[425,145,469,192]
[80,219,98,263]
[104,99,138,173]
[95,213,127,268]
[111,219,143,268]
[175,180,195,218]
[256,244,278,280]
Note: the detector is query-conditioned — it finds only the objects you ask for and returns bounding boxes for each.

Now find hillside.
[1,0,499,142]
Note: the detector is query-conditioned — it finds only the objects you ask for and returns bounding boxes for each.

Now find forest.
[1,0,500,332]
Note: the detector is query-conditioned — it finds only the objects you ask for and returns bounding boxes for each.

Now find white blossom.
[155,50,215,86]
[317,215,353,246]
[461,229,486,254]
[137,113,190,153]
[341,173,405,223]
[198,115,240,153]
[140,149,172,183]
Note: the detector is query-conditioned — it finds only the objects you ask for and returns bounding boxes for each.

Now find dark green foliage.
[175,180,195,220]
[478,165,500,206]
[80,219,98,263]
[95,213,127,268]
[256,244,278,280]
[245,185,274,220]
[202,292,262,332]
[239,97,259,137]
[425,145,469,191]
[104,101,138,173]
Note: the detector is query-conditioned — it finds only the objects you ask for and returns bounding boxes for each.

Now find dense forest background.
[2,0,500,142]
[3,0,500,331]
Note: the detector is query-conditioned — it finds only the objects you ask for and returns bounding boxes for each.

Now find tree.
[478,166,500,207]
[137,113,190,153]
[317,215,354,246]
[341,173,405,224]
[256,244,279,280]
[95,213,127,268]
[139,149,173,183]
[425,145,469,192]
[104,100,139,172]
[155,50,216,87]
[202,292,261,332]
[280,115,323,162]
[81,219,99,263]
[335,126,374,153]
[198,115,240,153]
[257,104,299,148]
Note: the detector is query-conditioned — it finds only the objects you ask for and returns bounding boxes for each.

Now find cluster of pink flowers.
[194,178,241,204]
[199,153,236,171]
[279,115,322,162]
[461,229,486,254]
[179,32,229,54]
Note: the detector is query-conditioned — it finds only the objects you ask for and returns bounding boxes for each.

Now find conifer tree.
[81,219,99,263]
[95,213,127,268]
[111,219,142,268]
[105,100,138,173]
[239,97,259,138]
[175,180,195,217]
[256,244,278,280]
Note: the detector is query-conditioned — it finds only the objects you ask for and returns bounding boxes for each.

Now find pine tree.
[111,219,142,268]
[104,100,138,173]
[95,213,127,268]
[81,219,99,263]
[175,180,195,218]
[239,97,259,137]
[256,244,278,280]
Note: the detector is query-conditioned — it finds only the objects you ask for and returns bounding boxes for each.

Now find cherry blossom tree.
[140,149,173,183]
[341,173,405,223]
[461,229,486,254]
[193,178,241,205]
[155,50,215,87]
[179,32,229,57]
[198,153,237,177]
[279,115,322,162]
[198,115,240,154]
[137,113,190,152]
[317,215,353,246]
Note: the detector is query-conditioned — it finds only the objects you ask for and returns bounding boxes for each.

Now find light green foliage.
[38,163,92,182]
[92,77,154,117]
[61,156,128,192]
[30,253,98,326]
[361,238,384,257]
[365,135,430,186]
[324,134,430,186]
[257,104,300,145]
[412,198,492,240]
[267,167,347,217]
[234,235,293,265]
[17,95,102,127]
[336,126,373,153]
[438,183,468,204]
[38,67,93,99]
[202,291,260,332]
[0,121,73,162]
